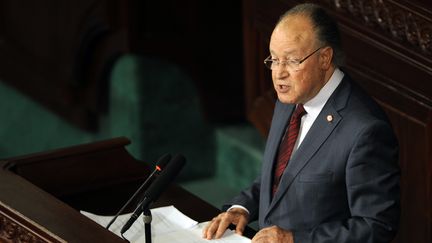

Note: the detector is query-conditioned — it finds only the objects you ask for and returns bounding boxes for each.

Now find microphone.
[120,154,186,234]
[106,153,172,229]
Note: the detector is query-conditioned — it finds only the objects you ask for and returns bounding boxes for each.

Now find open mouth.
[277,84,290,92]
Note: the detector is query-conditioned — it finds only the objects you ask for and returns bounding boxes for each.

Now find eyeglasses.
[264,47,323,71]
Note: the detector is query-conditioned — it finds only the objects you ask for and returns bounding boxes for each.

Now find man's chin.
[277,94,296,104]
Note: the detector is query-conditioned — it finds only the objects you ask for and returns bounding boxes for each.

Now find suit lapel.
[265,78,351,215]
[261,102,294,210]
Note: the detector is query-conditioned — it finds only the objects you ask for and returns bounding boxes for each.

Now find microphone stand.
[143,208,152,243]
[106,177,149,230]
[107,153,171,230]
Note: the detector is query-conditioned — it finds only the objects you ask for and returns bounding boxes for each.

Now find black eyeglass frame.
[263,46,323,71]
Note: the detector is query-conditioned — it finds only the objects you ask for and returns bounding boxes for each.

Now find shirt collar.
[303,68,344,117]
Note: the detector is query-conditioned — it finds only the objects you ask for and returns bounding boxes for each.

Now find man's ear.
[320,46,333,70]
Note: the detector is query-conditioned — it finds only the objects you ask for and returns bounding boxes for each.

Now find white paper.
[154,222,251,243]
[81,205,251,243]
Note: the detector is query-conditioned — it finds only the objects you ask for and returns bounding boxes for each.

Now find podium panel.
[0,137,235,242]
[0,201,66,243]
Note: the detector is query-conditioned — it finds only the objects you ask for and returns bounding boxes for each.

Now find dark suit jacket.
[225,75,400,243]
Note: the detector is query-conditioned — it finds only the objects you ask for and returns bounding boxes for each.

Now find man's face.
[269,15,330,104]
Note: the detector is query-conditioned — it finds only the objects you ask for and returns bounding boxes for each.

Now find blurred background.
[0,0,265,209]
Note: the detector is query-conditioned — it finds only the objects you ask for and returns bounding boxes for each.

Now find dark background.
[0,0,246,130]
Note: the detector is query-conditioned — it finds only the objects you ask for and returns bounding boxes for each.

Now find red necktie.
[272,104,306,196]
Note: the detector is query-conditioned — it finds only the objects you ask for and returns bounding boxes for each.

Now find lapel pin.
[326,115,333,122]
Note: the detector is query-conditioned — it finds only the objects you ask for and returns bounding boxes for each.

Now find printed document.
[81,205,251,243]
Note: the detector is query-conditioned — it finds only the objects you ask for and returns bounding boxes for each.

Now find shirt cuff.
[227,205,250,215]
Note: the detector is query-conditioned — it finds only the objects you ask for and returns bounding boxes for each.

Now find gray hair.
[278,3,345,66]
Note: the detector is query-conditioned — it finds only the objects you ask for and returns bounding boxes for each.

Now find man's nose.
[274,65,290,78]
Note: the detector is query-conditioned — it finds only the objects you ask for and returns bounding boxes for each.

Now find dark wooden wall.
[128,0,245,122]
[0,0,129,130]
[0,0,245,129]
[242,0,432,243]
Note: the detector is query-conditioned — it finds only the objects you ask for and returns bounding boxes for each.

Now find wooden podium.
[0,137,222,242]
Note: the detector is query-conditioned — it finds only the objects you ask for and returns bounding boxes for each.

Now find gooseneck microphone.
[120,154,186,234]
[106,153,172,229]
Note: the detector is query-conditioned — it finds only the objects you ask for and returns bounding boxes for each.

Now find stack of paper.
[81,205,251,243]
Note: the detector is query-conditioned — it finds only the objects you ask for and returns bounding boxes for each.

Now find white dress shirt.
[293,68,344,154]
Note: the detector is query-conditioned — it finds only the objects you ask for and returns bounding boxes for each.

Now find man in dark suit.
[203,3,400,243]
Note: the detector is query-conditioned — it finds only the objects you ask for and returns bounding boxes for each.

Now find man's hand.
[202,208,249,240]
[251,226,294,243]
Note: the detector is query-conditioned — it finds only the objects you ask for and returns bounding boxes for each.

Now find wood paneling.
[129,0,245,122]
[242,1,432,242]
[1,137,252,241]
[0,0,128,130]
[0,1,245,125]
